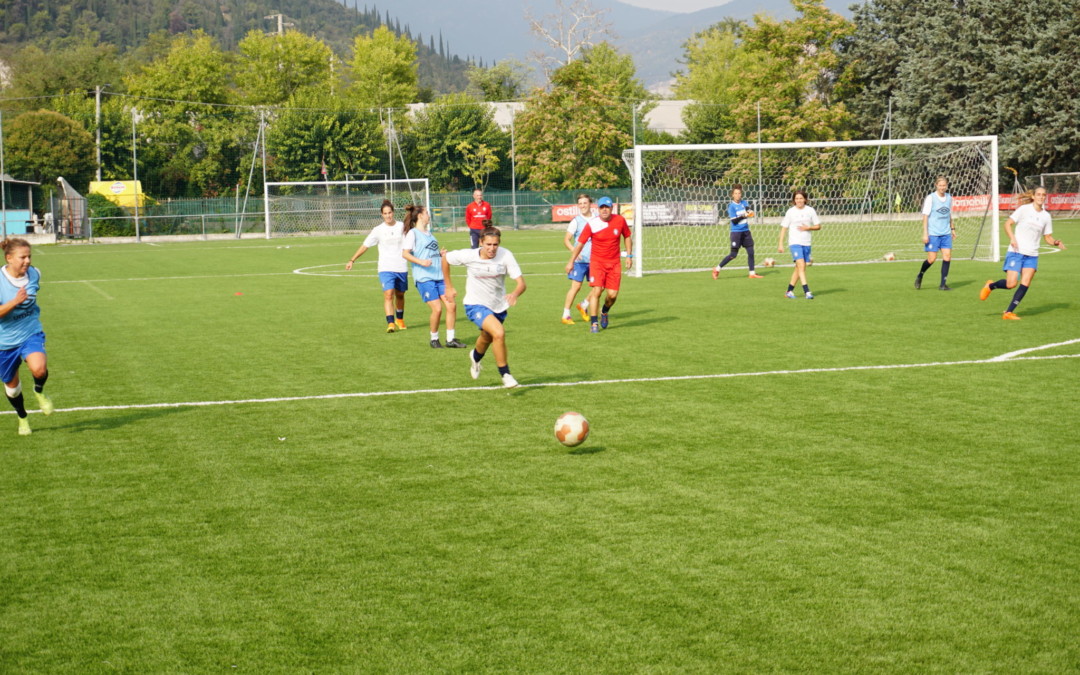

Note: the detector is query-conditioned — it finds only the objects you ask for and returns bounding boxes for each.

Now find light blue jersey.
[0,266,43,350]
[727,200,752,232]
[568,215,592,263]
[924,192,952,236]
[406,228,443,284]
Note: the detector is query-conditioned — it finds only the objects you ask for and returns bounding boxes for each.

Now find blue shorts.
[378,271,408,292]
[567,261,590,283]
[416,279,446,302]
[925,234,953,252]
[790,245,812,262]
[464,304,507,330]
[0,331,46,384]
[1004,252,1038,272]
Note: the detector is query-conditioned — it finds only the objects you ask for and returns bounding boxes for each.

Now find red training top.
[465,201,492,230]
[578,214,631,262]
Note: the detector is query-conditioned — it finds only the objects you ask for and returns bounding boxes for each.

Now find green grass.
[2,226,1078,672]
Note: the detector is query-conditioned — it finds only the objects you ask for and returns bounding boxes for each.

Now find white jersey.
[781,205,820,247]
[1007,203,1052,257]
[362,221,407,273]
[445,247,522,313]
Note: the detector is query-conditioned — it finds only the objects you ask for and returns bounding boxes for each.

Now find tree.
[347,25,418,109]
[466,60,530,102]
[406,93,508,191]
[514,59,633,190]
[2,39,123,109]
[838,0,1080,179]
[3,110,96,191]
[234,29,335,106]
[526,0,614,77]
[51,93,131,182]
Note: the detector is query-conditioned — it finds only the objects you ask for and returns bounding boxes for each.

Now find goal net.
[1026,172,1080,219]
[263,179,430,238]
[625,136,999,275]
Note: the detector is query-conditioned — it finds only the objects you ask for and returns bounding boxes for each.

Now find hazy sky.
[618,0,731,12]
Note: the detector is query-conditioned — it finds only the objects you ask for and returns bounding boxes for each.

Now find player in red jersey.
[464,189,492,249]
[565,196,632,333]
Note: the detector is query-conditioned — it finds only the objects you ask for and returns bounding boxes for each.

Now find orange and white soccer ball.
[884,252,896,261]
[554,411,590,447]
[763,257,776,267]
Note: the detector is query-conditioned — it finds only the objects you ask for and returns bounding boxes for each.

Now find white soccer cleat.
[18,417,31,436]
[34,391,53,416]
[501,373,519,388]
[469,350,482,380]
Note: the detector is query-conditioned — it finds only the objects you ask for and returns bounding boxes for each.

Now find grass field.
[2,224,1078,672]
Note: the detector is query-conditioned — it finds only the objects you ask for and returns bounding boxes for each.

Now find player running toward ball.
[401,204,468,349]
[443,227,526,388]
[1,238,54,436]
[777,190,821,299]
[979,186,1066,319]
[712,184,763,280]
[346,200,408,333]
[565,196,632,333]
[561,193,594,325]
[915,176,956,290]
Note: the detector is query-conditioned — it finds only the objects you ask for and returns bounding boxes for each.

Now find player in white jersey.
[915,176,956,290]
[979,187,1066,319]
[777,190,821,299]
[346,199,409,332]
[561,193,595,324]
[442,227,526,388]
[1,238,55,436]
[401,204,467,349]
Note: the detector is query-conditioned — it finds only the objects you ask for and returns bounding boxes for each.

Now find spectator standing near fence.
[465,189,492,249]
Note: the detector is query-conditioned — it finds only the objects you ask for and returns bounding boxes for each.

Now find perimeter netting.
[263,179,430,237]
[625,137,998,274]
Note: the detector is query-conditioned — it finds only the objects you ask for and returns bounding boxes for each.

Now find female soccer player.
[401,204,467,349]
[442,227,526,388]
[915,176,956,290]
[712,184,762,280]
[346,200,408,333]
[1,238,54,436]
[777,190,821,299]
[979,186,1066,319]
[561,193,594,325]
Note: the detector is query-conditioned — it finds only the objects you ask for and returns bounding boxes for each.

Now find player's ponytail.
[402,204,424,234]
[1017,189,1036,205]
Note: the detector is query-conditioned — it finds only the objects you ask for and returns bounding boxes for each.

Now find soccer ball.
[884,252,896,261]
[763,257,776,267]
[554,411,590,447]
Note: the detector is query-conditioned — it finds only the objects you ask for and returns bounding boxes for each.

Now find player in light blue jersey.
[915,176,956,290]
[401,205,467,349]
[712,185,763,280]
[561,193,594,324]
[1,238,54,436]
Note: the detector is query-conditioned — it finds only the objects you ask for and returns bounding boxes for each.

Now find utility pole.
[264,14,292,35]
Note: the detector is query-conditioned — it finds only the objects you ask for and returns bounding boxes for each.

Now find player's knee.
[4,380,21,398]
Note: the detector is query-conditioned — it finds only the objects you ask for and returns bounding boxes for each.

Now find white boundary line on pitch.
[5,344,1079,416]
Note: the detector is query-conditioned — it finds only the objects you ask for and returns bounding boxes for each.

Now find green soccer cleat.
[18,417,31,436]
[34,391,54,416]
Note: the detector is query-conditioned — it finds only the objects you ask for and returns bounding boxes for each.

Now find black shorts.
[730,230,754,250]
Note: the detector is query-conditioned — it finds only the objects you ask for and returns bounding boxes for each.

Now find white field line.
[80,281,115,300]
[5,348,1078,416]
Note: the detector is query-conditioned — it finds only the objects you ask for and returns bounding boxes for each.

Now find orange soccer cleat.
[1002,312,1021,321]
[979,280,994,301]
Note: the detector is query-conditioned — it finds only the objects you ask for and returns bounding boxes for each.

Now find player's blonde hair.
[1,237,31,257]
[1017,186,1047,205]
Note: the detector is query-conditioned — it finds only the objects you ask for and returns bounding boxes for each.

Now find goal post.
[262,178,430,238]
[1026,172,1080,218]
[627,136,999,276]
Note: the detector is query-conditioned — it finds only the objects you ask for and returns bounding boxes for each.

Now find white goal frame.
[262,178,430,239]
[628,136,999,276]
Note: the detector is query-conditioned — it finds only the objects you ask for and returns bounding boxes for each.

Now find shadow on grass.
[569,445,606,456]
[943,279,976,289]
[808,288,846,297]
[1016,302,1072,317]
[46,406,186,433]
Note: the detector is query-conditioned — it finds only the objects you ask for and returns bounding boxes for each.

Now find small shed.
[0,173,40,237]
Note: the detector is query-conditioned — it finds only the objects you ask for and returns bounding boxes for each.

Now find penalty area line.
[5,351,1079,416]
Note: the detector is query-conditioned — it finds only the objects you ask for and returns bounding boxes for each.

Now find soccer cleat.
[805,292,815,300]
[385,323,396,333]
[914,276,922,290]
[34,392,54,416]
[748,272,764,279]
[469,350,482,379]
[18,417,31,436]
[979,280,994,301]
[430,339,443,349]
[395,318,407,330]
[501,373,519,388]
[561,317,575,325]
[939,283,952,291]
[785,291,796,299]
[1002,311,1021,320]
[600,313,609,329]
[711,267,720,280]
[590,323,600,333]
[578,303,590,322]
[445,339,468,349]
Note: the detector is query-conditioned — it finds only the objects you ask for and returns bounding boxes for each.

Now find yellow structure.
[89,180,147,208]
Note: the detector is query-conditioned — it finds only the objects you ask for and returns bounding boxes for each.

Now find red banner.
[953,193,1080,212]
